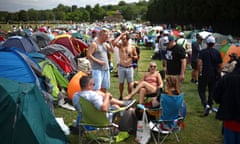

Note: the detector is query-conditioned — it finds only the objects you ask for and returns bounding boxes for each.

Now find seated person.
[221,53,239,76]
[72,76,135,113]
[124,61,163,104]
[150,75,181,108]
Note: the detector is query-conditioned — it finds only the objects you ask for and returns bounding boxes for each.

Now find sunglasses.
[150,65,156,68]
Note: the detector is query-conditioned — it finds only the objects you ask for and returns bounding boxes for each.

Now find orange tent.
[222,44,240,67]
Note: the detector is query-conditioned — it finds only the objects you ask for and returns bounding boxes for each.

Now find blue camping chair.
[149,93,186,144]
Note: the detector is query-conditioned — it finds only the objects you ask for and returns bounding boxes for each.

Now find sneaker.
[190,79,195,83]
[122,99,136,109]
[195,81,199,85]
[203,105,210,116]
[58,98,76,111]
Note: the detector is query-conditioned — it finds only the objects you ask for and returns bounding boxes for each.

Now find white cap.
[206,36,216,44]
[179,32,184,36]
[163,30,169,35]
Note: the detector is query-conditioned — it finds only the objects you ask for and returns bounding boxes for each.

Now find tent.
[0,48,54,111]
[0,48,40,83]
[0,77,68,144]
[40,45,76,75]
[50,34,80,56]
[2,35,40,53]
[29,52,69,101]
[31,32,51,48]
[41,44,77,69]
[221,44,240,67]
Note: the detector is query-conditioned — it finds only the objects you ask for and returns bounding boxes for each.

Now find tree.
[18,10,28,21]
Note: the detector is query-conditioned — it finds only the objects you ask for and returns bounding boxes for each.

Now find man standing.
[164,35,186,84]
[197,35,222,116]
[191,33,203,84]
[87,28,113,92]
[112,32,138,100]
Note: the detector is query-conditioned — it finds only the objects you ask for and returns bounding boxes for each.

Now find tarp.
[0,77,68,144]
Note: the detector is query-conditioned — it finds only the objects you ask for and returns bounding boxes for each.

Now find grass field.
[55,47,223,144]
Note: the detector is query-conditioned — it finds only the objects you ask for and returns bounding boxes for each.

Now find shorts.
[191,61,197,70]
[118,65,134,83]
[92,69,110,90]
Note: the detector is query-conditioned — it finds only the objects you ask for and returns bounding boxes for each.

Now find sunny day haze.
[0,0,143,12]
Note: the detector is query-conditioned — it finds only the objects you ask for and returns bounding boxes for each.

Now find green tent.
[39,60,69,100]
[0,78,68,144]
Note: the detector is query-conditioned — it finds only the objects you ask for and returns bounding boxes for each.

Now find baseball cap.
[163,35,174,45]
[163,30,169,35]
[206,35,216,44]
[179,32,184,37]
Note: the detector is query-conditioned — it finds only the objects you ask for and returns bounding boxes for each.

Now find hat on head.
[179,32,184,37]
[206,35,216,44]
[163,35,174,45]
[163,30,169,35]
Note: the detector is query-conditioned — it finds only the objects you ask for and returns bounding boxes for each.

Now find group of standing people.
[72,26,240,143]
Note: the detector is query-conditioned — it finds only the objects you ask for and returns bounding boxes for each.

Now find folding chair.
[150,93,185,144]
[78,97,118,144]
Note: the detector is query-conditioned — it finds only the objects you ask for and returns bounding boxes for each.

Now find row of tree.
[0,1,148,23]
[0,0,239,35]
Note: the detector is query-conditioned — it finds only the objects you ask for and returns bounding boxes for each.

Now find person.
[221,53,239,76]
[112,31,138,100]
[87,28,114,93]
[158,30,169,70]
[212,63,240,144]
[164,35,186,85]
[150,75,181,108]
[191,33,203,84]
[176,32,187,50]
[72,76,136,113]
[123,62,163,104]
[88,30,97,46]
[197,35,222,116]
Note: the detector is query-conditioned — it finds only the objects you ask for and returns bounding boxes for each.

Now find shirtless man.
[112,32,138,100]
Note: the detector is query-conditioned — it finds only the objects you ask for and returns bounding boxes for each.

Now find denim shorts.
[92,69,110,90]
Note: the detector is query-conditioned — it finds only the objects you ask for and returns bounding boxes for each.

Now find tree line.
[0,0,239,35]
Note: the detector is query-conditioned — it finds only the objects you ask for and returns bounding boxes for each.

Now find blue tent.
[2,35,40,53]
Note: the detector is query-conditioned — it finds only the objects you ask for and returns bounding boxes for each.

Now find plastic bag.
[135,110,151,144]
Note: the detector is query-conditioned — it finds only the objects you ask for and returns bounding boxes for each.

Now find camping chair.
[149,93,185,144]
[78,97,128,144]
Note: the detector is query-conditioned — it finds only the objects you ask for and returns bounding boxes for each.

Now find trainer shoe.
[203,105,210,116]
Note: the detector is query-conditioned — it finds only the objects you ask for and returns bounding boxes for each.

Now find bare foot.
[123,95,132,100]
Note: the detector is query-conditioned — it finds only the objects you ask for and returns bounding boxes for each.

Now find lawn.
[55,46,223,144]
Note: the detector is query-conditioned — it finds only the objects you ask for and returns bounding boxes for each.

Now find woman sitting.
[124,61,163,104]
[150,75,181,107]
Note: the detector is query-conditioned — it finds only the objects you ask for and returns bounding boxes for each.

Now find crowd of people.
[70,24,240,143]
[3,22,239,143]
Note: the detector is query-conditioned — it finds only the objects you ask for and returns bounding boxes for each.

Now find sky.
[0,0,142,12]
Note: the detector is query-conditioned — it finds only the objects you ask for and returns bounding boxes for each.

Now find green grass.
[55,47,223,144]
